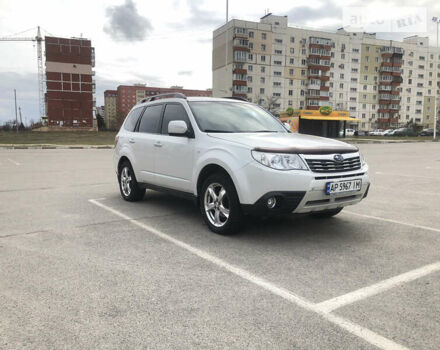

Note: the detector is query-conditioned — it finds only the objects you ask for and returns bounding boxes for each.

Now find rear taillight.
[114,135,119,147]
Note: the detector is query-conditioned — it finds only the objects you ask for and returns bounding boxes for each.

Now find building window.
[289,79,293,86]
[275,38,283,44]
[301,59,306,65]
[248,65,253,71]
[249,42,253,49]
[249,31,254,38]
[248,54,253,60]
[274,60,282,65]
[288,90,293,96]
[289,58,294,64]
[260,88,265,94]
[275,49,282,54]
[261,33,266,40]
[261,44,266,51]
[289,69,294,75]
[261,55,266,62]
[260,77,265,83]
[290,48,294,54]
[261,66,265,73]
[301,49,306,55]
[290,36,295,43]
[274,71,281,76]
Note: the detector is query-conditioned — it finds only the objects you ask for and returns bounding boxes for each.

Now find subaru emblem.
[334,154,344,162]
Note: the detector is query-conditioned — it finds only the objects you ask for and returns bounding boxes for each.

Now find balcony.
[232,80,247,86]
[379,85,392,92]
[381,46,404,55]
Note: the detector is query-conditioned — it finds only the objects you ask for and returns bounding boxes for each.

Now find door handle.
[129,138,135,143]
[154,141,162,148]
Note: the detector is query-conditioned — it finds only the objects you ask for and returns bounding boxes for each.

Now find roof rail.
[223,96,248,102]
[139,92,187,104]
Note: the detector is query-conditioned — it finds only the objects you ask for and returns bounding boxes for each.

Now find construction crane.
[0,26,45,121]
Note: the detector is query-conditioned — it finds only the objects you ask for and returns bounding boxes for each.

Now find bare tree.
[265,95,280,115]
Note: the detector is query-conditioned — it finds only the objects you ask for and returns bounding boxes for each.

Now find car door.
[132,103,164,184]
[153,103,195,193]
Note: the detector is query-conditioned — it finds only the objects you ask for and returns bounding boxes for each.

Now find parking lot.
[1,142,439,349]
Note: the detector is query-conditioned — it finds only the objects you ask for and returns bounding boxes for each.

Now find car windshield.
[188,101,287,133]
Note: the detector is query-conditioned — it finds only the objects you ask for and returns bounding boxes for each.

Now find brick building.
[45,36,95,129]
[105,85,212,129]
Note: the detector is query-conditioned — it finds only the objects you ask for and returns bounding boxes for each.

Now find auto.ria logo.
[334,154,344,162]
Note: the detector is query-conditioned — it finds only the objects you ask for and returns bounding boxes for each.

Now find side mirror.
[168,120,189,136]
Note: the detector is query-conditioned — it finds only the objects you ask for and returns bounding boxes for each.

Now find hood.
[207,132,358,154]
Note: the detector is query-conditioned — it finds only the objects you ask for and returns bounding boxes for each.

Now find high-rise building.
[104,90,118,130]
[45,36,95,129]
[113,85,212,128]
[212,14,440,131]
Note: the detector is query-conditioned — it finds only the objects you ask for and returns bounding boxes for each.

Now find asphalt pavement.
[0,143,439,349]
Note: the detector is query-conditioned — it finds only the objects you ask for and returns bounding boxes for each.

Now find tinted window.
[138,104,163,133]
[161,104,191,134]
[123,107,143,131]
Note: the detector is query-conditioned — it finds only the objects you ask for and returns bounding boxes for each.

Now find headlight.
[251,150,308,170]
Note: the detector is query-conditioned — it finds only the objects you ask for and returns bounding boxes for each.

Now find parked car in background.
[391,128,418,136]
[419,128,434,136]
[339,129,355,137]
[383,129,395,136]
[369,129,383,136]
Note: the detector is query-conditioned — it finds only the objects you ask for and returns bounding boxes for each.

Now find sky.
[0,0,440,125]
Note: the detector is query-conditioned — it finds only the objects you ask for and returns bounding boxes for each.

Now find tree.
[265,95,280,115]
[286,107,294,116]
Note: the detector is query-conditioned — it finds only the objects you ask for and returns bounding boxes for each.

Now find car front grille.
[305,156,361,173]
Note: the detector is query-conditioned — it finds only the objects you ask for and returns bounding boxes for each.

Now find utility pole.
[14,89,18,133]
[19,106,23,126]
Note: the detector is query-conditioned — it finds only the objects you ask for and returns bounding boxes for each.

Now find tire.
[310,207,343,218]
[118,160,145,202]
[200,173,243,235]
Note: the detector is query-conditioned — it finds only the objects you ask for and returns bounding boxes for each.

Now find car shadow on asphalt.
[129,191,369,246]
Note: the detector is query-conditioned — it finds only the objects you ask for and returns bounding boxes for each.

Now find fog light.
[267,196,277,209]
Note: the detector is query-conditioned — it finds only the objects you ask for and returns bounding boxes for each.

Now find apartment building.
[106,85,212,129]
[104,90,118,130]
[212,14,440,131]
[45,36,96,129]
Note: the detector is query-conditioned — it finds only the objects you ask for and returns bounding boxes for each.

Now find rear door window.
[161,104,192,135]
[123,107,143,131]
[138,104,163,134]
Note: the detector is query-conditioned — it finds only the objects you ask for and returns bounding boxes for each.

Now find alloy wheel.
[120,166,132,197]
[204,183,230,227]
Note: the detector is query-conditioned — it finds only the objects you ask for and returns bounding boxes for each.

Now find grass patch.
[0,131,117,145]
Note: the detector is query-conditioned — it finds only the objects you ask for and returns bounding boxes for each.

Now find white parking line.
[344,211,440,234]
[316,261,440,313]
[7,158,20,166]
[89,198,409,350]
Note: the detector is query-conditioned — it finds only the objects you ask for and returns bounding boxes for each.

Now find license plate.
[326,179,362,195]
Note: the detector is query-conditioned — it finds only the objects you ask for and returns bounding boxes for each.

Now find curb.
[0,145,113,150]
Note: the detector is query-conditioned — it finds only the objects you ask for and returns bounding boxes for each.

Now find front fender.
[192,145,252,203]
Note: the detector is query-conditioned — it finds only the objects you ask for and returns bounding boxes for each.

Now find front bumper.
[236,154,370,215]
